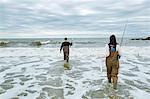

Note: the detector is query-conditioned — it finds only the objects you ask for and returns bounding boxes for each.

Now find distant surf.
[0,38,150,48]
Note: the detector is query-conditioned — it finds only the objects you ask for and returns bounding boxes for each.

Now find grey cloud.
[0,0,149,37]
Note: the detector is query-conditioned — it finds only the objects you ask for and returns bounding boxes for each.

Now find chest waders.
[63,46,69,63]
[106,51,119,89]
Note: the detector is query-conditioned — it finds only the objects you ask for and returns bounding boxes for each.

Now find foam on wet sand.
[0,47,150,99]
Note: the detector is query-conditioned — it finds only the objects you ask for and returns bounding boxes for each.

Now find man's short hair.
[64,38,67,40]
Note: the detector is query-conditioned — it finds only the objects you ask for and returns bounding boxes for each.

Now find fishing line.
[120,20,128,46]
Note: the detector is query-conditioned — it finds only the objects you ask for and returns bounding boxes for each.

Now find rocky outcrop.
[131,37,150,40]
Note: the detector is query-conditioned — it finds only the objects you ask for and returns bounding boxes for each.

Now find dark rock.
[131,36,150,40]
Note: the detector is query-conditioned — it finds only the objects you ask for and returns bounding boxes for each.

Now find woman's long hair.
[109,35,118,46]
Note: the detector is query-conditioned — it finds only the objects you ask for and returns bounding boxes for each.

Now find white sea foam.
[0,47,150,99]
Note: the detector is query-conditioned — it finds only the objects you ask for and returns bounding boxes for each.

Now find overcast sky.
[0,0,149,38]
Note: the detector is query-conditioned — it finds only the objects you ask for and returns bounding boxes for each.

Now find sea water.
[0,38,150,48]
[0,38,150,99]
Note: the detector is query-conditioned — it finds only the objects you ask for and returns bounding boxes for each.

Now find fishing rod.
[120,20,128,46]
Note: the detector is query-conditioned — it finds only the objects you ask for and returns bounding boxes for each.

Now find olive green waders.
[106,51,119,89]
[63,46,69,63]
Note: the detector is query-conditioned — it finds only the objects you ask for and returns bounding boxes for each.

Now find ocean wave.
[0,41,10,47]
[0,40,97,47]
[0,38,149,48]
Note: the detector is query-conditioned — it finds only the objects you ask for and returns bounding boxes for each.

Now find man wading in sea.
[105,35,121,90]
[60,38,72,63]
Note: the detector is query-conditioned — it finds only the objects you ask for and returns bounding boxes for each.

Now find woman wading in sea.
[105,35,121,89]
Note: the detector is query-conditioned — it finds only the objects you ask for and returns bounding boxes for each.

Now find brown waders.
[63,46,69,63]
[106,51,119,89]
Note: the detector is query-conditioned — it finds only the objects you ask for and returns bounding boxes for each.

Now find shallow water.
[0,47,150,99]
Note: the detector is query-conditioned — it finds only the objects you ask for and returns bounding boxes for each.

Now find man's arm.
[70,42,72,46]
[60,43,63,52]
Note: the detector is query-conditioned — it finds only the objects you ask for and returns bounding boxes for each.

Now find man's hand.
[70,42,72,46]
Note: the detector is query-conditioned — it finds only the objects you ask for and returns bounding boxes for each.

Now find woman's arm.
[105,44,109,57]
[117,45,121,59]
